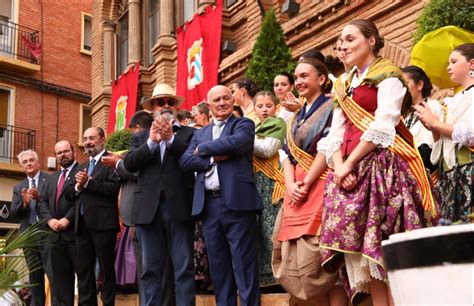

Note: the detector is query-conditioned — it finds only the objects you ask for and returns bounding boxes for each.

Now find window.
[0,0,15,57]
[183,0,198,23]
[0,86,13,163]
[225,0,237,7]
[79,104,92,145]
[147,0,159,65]
[117,12,129,73]
[81,13,92,55]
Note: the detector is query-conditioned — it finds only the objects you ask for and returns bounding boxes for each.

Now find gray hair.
[17,150,39,163]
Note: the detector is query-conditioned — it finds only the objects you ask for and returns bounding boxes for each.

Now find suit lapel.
[220,115,236,137]
[162,126,182,166]
[38,172,47,193]
[204,124,213,141]
[51,171,61,209]
[90,152,105,177]
[56,163,77,202]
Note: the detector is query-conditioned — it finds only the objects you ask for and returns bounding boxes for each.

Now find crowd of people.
[10,19,473,306]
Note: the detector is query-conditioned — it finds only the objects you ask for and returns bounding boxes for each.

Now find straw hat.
[141,84,185,110]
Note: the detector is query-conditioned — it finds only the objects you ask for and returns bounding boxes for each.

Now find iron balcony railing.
[0,125,36,163]
[0,18,40,64]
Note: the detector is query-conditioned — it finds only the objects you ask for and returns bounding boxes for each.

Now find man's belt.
[205,189,221,198]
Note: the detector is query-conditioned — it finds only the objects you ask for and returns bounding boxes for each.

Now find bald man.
[180,85,262,306]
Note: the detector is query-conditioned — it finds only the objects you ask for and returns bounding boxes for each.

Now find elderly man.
[39,140,79,306]
[180,85,262,306]
[124,84,196,306]
[65,127,120,306]
[11,149,49,306]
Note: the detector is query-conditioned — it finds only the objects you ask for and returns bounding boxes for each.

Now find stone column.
[102,20,115,87]
[128,0,141,65]
[160,0,174,39]
[150,0,177,85]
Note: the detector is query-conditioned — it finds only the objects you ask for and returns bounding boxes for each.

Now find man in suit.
[65,127,120,306]
[180,85,263,306]
[11,149,49,306]
[38,140,79,306]
[124,84,195,306]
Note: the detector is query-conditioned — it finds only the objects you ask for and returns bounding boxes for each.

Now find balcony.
[0,18,41,74]
[0,125,36,168]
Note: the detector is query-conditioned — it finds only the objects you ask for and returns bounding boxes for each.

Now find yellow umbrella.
[411,26,474,89]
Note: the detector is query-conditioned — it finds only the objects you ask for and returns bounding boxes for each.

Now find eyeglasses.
[56,149,72,156]
[152,98,177,107]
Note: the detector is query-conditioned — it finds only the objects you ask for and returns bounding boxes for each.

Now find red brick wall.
[8,0,93,170]
[18,0,92,93]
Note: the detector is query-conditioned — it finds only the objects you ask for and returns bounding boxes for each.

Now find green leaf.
[105,129,133,152]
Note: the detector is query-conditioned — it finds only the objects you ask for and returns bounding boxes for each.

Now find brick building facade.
[90,0,428,129]
[0,0,92,223]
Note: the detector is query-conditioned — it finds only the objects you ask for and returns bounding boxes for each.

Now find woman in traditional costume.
[274,72,296,124]
[401,65,442,172]
[229,78,259,124]
[272,57,347,305]
[252,91,287,287]
[415,43,474,223]
[319,19,438,306]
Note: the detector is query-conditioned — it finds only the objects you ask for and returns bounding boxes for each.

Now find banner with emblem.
[176,0,223,110]
[108,62,140,134]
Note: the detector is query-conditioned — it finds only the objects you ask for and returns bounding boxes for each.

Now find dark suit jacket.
[65,152,121,232]
[115,158,137,227]
[179,115,262,216]
[124,126,195,223]
[38,162,80,242]
[11,171,49,233]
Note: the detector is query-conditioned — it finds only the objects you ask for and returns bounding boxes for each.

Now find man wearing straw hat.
[124,83,196,306]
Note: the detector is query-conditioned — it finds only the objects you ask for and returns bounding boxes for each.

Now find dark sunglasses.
[153,99,177,107]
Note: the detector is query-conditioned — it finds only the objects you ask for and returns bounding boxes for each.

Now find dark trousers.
[24,246,46,306]
[136,197,195,306]
[202,196,260,306]
[133,226,175,306]
[76,217,117,306]
[44,237,77,306]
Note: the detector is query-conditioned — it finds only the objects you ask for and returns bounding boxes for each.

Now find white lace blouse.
[431,86,474,169]
[319,68,407,163]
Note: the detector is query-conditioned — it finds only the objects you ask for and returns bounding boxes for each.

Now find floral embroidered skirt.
[319,149,438,303]
[437,158,473,222]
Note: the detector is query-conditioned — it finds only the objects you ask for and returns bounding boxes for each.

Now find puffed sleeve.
[452,121,474,147]
[360,77,406,147]
[254,136,283,159]
[320,106,346,163]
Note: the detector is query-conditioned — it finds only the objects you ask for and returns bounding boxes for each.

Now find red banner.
[108,62,140,134]
[176,0,223,110]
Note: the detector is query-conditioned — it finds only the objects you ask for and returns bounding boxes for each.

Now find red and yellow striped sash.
[334,83,436,216]
[254,155,285,204]
[286,121,328,180]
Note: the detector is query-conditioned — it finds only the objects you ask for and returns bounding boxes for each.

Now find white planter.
[382,224,474,306]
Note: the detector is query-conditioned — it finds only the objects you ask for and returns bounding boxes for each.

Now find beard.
[85,145,102,157]
[59,158,74,168]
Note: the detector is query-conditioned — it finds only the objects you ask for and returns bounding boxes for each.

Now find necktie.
[159,141,166,162]
[212,121,224,140]
[56,169,67,214]
[88,158,96,176]
[29,178,37,224]
[205,121,225,178]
